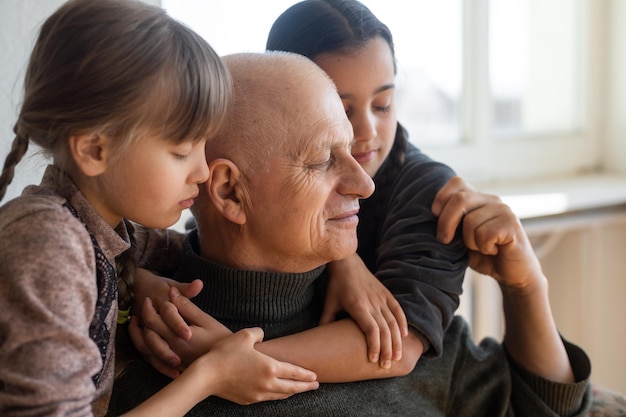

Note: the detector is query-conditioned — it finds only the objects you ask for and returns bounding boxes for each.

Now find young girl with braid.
[0,1,318,416]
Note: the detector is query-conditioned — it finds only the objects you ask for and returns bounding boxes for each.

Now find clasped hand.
[130,264,409,378]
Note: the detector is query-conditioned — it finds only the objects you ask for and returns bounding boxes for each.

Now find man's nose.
[343,154,375,199]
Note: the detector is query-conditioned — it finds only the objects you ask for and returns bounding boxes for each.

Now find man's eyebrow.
[315,133,348,156]
[288,132,334,161]
[339,83,395,99]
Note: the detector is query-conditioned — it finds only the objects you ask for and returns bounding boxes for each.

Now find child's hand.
[432,176,542,289]
[133,268,203,340]
[129,287,232,378]
[129,309,181,379]
[322,253,408,369]
[186,327,319,404]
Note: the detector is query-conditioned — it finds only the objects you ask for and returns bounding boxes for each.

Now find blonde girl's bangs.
[91,13,233,149]
[147,24,232,145]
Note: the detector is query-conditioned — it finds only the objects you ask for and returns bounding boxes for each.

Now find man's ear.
[68,134,110,177]
[207,158,247,225]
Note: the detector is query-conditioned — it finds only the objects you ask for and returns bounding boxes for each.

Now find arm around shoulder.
[256,317,424,382]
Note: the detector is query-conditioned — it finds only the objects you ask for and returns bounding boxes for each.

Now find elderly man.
[109,52,591,417]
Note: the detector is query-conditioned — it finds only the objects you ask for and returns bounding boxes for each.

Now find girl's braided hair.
[1,0,231,322]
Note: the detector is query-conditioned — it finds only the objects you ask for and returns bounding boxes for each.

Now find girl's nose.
[352,110,377,143]
[192,144,210,184]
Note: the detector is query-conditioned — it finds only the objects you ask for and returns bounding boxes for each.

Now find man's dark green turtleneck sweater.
[171,230,326,340]
[108,229,592,417]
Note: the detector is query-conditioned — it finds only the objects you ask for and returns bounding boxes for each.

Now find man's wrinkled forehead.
[286,113,353,161]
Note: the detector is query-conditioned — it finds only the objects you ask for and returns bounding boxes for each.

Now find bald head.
[206,52,339,171]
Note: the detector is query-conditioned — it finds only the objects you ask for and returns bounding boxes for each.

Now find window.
[163,0,464,147]
[163,0,601,183]
[489,0,584,138]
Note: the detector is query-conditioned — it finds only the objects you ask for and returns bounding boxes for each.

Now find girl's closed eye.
[171,143,193,160]
[374,103,392,113]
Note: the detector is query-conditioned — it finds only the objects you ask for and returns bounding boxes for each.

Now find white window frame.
[162,0,606,185]
[425,0,605,184]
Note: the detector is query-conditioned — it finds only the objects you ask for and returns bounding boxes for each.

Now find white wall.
[0,0,160,203]
[0,0,65,202]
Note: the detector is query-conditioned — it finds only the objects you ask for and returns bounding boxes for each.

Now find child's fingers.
[139,301,185,370]
[127,315,150,355]
[155,279,203,340]
[383,306,403,362]
[254,349,319,399]
[350,308,381,363]
[274,360,318,383]
[228,326,265,346]
[375,296,406,367]
[270,377,319,399]
[236,377,319,403]
[431,176,468,217]
[158,298,192,340]
[141,338,181,380]
[462,201,516,254]
[128,316,181,379]
[435,197,467,243]
[142,325,181,367]
[174,278,204,299]
[376,312,392,369]
[388,296,408,337]
[141,298,177,338]
[211,329,319,404]
[169,287,211,327]
[373,303,404,368]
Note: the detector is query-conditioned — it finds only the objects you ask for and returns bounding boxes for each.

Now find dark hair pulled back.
[266,0,408,179]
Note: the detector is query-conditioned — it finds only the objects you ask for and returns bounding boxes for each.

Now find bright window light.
[162,0,463,147]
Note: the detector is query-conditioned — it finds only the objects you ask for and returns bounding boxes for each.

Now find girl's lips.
[179,196,197,209]
[352,149,377,163]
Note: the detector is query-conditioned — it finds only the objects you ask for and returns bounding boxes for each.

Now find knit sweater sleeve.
[366,149,468,357]
[508,338,592,417]
[0,199,101,417]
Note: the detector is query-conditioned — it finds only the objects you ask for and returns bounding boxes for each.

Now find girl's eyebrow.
[374,83,395,94]
[339,83,395,99]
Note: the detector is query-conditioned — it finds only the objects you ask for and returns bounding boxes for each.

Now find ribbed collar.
[174,229,326,325]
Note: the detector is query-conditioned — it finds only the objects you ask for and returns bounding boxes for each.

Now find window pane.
[161,0,298,55]
[489,0,584,138]
[367,1,463,146]
[162,0,463,146]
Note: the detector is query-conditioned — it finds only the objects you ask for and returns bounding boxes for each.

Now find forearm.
[256,318,423,382]
[120,371,210,417]
[501,276,574,383]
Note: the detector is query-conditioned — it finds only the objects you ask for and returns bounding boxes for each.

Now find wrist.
[184,353,221,398]
[499,273,550,311]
